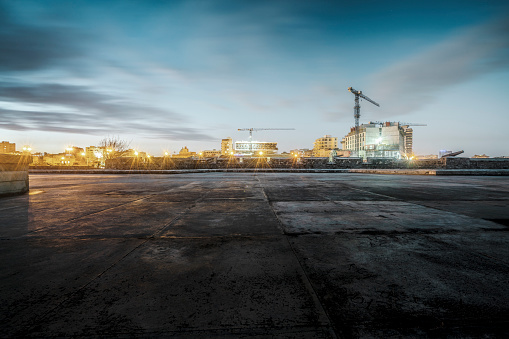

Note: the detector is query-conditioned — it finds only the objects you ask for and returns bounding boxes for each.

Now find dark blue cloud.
[0,82,214,140]
[0,2,88,72]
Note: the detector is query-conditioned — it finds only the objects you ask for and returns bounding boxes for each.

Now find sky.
[1,0,508,157]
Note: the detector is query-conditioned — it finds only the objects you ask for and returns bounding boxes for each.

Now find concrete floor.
[0,173,508,338]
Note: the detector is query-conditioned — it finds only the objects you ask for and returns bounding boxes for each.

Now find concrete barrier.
[0,154,32,196]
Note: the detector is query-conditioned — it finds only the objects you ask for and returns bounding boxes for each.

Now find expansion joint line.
[254,174,338,339]
[25,196,149,236]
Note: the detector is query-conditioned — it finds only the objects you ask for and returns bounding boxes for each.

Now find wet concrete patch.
[28,237,332,337]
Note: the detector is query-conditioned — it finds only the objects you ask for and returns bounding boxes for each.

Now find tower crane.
[348,87,380,130]
[348,87,380,153]
[238,128,295,154]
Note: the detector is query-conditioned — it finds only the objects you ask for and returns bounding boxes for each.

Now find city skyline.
[1,0,509,157]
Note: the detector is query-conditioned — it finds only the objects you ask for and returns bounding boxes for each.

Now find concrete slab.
[288,232,509,338]
[0,173,508,337]
[164,212,282,237]
[0,238,145,337]
[29,201,189,239]
[273,201,505,235]
[409,200,509,221]
[28,237,332,337]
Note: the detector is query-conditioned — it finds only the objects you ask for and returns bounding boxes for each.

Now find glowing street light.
[164,151,169,156]
[134,151,138,156]
[259,151,263,156]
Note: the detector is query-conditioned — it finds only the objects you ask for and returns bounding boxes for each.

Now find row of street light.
[22,145,302,159]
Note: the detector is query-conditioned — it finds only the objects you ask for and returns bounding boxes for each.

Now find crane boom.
[348,87,379,106]
[398,123,427,126]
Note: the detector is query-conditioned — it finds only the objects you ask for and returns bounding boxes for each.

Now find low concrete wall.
[443,157,509,169]
[30,165,96,170]
[105,157,365,170]
[0,154,32,196]
[103,156,509,171]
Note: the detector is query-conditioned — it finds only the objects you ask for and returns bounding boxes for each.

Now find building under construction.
[341,121,418,159]
[234,141,278,155]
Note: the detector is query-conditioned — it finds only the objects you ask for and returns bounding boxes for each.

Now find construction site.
[193,88,444,163]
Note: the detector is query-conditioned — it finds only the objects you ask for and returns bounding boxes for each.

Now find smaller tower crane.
[238,128,295,154]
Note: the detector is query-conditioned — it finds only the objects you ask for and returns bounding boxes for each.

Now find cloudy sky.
[1,0,508,156]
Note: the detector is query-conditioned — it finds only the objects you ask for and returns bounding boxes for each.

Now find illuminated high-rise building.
[221,137,233,155]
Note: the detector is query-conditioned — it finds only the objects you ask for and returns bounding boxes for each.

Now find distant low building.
[44,153,76,166]
[85,146,107,166]
[172,146,197,158]
[472,154,489,158]
[124,149,148,158]
[290,149,313,157]
[1,141,15,154]
[313,135,338,157]
[202,149,221,157]
[31,152,45,165]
